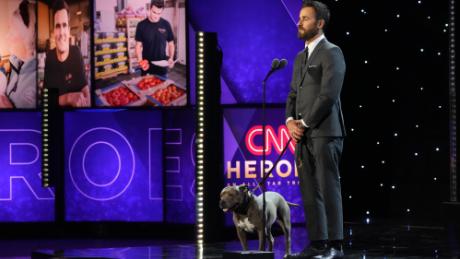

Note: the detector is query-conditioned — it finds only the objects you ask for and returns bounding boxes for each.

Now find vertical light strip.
[42,88,50,187]
[196,31,205,251]
[448,0,457,202]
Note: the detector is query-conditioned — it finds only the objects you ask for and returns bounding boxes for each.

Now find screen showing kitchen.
[94,0,187,107]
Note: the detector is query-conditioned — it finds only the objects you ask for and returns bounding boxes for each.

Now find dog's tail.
[287,202,300,207]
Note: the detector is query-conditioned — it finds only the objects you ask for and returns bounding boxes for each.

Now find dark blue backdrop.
[163,109,196,224]
[64,110,164,221]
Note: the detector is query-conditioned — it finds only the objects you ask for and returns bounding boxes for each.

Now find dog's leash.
[252,137,293,192]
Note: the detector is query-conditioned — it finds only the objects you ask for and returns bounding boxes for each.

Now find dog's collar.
[233,192,251,215]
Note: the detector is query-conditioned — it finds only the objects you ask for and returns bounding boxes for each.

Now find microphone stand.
[261,61,279,250]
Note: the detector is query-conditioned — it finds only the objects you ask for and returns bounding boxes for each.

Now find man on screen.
[43,0,90,107]
[135,0,175,77]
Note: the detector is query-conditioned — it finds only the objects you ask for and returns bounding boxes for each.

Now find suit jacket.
[285,38,346,138]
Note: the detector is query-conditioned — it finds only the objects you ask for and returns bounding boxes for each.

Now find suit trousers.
[295,137,344,241]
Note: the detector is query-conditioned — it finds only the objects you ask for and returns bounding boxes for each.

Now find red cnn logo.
[245,125,295,156]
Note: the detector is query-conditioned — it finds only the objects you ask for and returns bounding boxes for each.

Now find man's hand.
[139,59,150,71]
[287,119,306,143]
[81,85,90,107]
[168,58,175,69]
[60,92,85,107]
[76,93,90,107]
[0,94,13,108]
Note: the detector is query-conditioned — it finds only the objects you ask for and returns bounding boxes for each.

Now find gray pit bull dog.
[219,185,299,257]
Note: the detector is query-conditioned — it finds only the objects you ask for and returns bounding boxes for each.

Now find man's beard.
[298,27,319,41]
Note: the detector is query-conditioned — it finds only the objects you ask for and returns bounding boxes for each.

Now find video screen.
[0,0,37,109]
[93,0,187,107]
[38,0,91,108]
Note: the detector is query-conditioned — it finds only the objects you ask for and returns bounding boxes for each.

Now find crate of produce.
[95,83,145,107]
[115,42,126,48]
[147,83,186,106]
[123,74,170,95]
[101,43,111,51]
[95,32,106,41]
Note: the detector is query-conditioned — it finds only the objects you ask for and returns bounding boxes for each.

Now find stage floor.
[0,223,458,259]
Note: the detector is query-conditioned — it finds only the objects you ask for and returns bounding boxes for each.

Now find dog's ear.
[238,185,249,193]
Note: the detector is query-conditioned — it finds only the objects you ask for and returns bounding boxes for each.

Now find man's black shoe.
[320,247,344,259]
[286,246,326,259]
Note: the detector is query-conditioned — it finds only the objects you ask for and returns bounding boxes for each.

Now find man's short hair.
[302,0,330,28]
[19,0,31,27]
[52,0,70,18]
[150,0,165,9]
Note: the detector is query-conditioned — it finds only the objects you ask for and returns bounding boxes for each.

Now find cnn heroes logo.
[226,125,298,180]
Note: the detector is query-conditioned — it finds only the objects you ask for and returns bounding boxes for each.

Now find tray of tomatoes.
[95,84,146,107]
[123,74,170,94]
[147,83,186,106]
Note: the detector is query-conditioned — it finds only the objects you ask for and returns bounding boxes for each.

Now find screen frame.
[88,0,191,110]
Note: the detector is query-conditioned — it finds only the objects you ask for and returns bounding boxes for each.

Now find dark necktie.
[302,47,309,74]
[304,46,309,66]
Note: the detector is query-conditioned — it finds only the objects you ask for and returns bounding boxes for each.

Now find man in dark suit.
[286,1,346,258]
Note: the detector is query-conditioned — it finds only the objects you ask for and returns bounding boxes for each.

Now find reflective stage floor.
[0,223,458,259]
